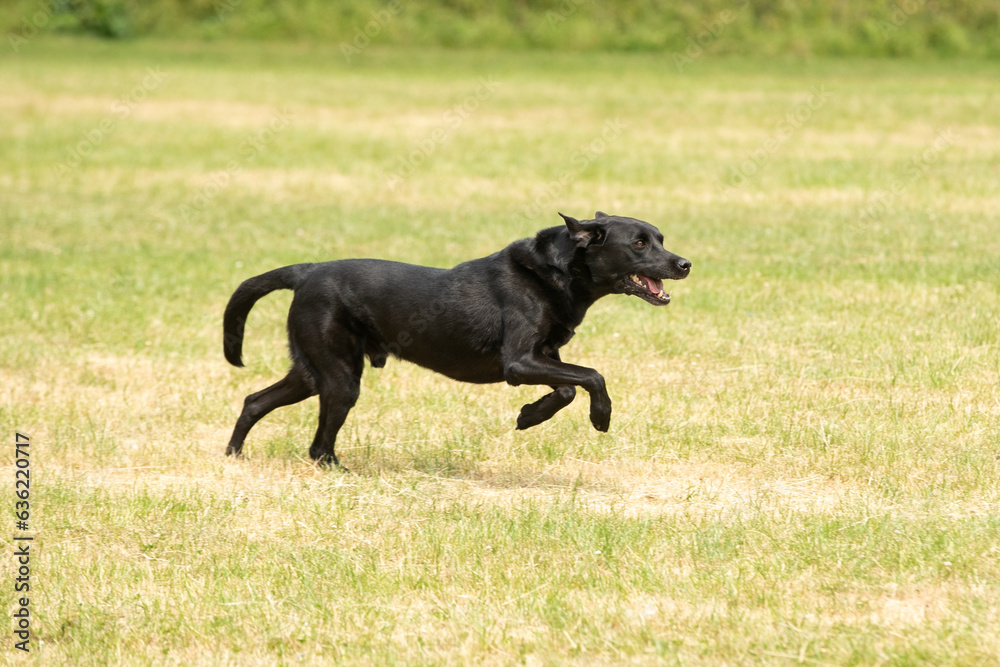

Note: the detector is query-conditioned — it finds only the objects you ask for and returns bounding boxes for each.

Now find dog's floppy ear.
[594,211,610,219]
[559,212,607,247]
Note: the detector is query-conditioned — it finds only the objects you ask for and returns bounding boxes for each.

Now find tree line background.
[5,0,1000,57]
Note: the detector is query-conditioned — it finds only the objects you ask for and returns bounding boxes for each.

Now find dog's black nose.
[676,258,692,272]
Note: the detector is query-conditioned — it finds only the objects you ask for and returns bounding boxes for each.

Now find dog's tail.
[223,263,316,367]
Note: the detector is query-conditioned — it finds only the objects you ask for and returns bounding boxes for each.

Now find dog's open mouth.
[625,273,671,305]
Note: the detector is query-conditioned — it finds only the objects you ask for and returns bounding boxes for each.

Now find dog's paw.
[310,449,341,470]
[591,418,610,432]
[516,407,544,430]
[590,406,611,432]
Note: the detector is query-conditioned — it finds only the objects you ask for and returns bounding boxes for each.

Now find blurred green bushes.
[5,0,1000,57]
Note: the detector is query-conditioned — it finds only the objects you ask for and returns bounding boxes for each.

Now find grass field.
[2,37,1000,665]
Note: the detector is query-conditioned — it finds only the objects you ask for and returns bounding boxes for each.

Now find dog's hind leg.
[225,363,316,457]
[308,373,362,469]
[307,331,365,469]
[516,385,576,430]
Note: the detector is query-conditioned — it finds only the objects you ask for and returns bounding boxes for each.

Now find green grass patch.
[1,38,999,664]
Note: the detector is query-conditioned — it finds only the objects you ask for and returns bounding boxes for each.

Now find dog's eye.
[634,240,645,248]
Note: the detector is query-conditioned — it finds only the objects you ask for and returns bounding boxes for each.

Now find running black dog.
[223,212,691,466]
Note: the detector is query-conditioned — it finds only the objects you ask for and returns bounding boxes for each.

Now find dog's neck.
[509,228,611,325]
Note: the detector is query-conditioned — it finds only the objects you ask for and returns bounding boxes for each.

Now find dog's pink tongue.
[641,276,662,294]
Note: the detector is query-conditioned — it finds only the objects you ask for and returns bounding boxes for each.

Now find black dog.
[223,212,691,466]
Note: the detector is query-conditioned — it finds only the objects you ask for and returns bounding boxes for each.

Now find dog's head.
[560,211,691,305]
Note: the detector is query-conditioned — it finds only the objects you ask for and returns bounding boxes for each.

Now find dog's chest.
[546,323,576,350]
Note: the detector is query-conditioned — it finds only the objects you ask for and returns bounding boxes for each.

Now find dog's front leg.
[516,385,577,430]
[503,354,611,432]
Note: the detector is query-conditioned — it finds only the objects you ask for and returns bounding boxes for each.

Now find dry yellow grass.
[2,39,999,664]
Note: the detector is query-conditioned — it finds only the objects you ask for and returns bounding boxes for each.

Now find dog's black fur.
[223,212,690,466]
